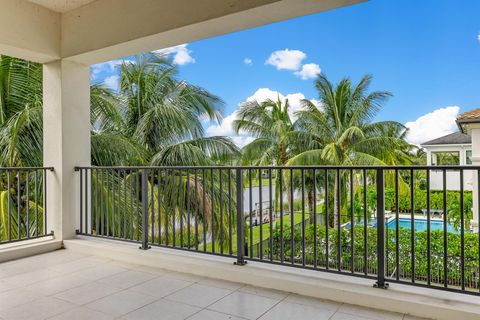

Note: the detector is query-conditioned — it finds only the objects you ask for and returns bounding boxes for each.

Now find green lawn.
[199,212,308,253]
[245,178,274,188]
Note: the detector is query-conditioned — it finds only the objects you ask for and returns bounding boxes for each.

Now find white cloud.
[266,49,306,71]
[206,88,320,147]
[294,63,321,80]
[206,110,254,148]
[244,58,253,65]
[478,32,480,42]
[103,75,120,91]
[404,106,460,145]
[206,112,238,137]
[90,60,123,79]
[245,88,315,120]
[155,44,195,65]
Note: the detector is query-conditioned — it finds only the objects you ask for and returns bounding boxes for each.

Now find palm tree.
[233,97,294,166]
[115,54,238,166]
[89,54,240,249]
[233,97,295,213]
[289,74,409,227]
[0,54,239,245]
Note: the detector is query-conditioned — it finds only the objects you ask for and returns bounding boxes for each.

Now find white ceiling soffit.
[28,0,97,13]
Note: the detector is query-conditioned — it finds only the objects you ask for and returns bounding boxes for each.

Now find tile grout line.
[254,292,291,320]
[114,279,199,318]
[185,281,248,319]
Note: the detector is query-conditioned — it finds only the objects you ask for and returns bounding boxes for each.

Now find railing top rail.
[75,165,480,170]
[0,167,54,171]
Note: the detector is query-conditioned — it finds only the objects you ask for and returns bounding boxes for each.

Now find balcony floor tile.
[0,249,433,320]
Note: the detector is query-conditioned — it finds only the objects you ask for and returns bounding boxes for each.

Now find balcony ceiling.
[28,0,96,13]
[2,0,366,64]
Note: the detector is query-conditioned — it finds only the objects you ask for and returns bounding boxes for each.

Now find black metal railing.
[0,167,54,244]
[75,165,480,295]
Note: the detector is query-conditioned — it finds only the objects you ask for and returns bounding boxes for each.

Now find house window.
[466,150,472,165]
[432,151,460,165]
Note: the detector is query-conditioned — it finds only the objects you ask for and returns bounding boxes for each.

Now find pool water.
[385,218,457,233]
[348,217,458,233]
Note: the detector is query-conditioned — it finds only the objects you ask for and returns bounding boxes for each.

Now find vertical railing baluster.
[375,168,388,289]
[123,170,127,239]
[350,169,354,273]
[117,170,121,238]
[26,171,29,238]
[269,169,273,262]
[395,169,399,281]
[228,169,233,255]
[136,170,140,241]
[129,169,133,240]
[249,169,253,258]
[165,169,170,246]
[140,169,149,250]
[194,168,199,250]
[106,169,110,237]
[211,168,215,253]
[158,169,162,245]
[187,169,191,249]
[443,169,447,288]
[111,170,115,237]
[410,169,415,283]
[235,168,246,265]
[96,169,99,236]
[86,169,89,236]
[7,170,11,241]
[259,168,263,260]
[179,169,184,249]
[313,168,317,268]
[336,169,341,271]
[290,168,294,265]
[325,169,329,270]
[150,170,155,244]
[279,168,284,264]
[426,168,431,286]
[219,168,223,254]
[363,169,368,275]
[80,169,83,234]
[17,170,21,240]
[460,169,465,291]
[477,169,480,293]
[44,169,48,236]
[35,170,38,237]
[301,168,306,266]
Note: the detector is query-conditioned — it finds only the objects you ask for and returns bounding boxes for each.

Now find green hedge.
[267,224,480,289]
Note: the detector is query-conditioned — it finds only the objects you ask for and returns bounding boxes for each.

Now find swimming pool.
[384,218,457,233]
[347,217,458,233]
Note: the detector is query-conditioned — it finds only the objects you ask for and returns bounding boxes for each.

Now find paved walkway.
[0,249,428,320]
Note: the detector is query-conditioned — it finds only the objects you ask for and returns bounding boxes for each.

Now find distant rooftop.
[456,108,480,133]
[421,132,471,146]
[457,108,480,121]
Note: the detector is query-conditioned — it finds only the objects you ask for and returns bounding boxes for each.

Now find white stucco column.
[43,60,90,240]
[470,127,480,232]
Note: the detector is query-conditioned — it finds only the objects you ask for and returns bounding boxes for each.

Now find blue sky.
[91,0,480,146]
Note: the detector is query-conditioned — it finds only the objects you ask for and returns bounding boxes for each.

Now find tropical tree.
[233,97,296,212]
[233,97,294,166]
[288,74,411,226]
[0,54,239,244]
[115,54,238,166]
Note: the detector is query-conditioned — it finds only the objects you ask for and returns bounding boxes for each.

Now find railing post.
[140,169,150,250]
[235,168,246,265]
[374,168,388,288]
